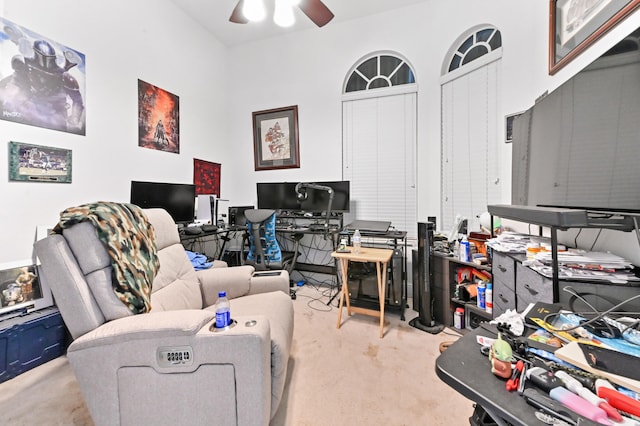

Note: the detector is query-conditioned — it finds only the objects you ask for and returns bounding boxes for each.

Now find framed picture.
[505,112,524,143]
[8,141,72,183]
[549,0,640,74]
[252,105,300,171]
[138,79,180,154]
[0,259,54,318]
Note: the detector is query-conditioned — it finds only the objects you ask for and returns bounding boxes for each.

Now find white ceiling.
[170,0,428,47]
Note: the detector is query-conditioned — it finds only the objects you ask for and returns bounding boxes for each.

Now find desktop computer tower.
[196,195,217,226]
[228,206,254,227]
[347,248,403,308]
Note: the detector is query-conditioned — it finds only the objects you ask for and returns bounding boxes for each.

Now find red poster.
[194,158,221,196]
[138,79,180,153]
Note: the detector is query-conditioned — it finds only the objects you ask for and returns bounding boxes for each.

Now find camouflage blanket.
[54,202,159,314]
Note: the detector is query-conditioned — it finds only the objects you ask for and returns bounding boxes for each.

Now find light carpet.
[0,285,474,425]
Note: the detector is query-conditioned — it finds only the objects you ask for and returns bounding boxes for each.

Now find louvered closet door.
[342,92,417,238]
[441,58,502,233]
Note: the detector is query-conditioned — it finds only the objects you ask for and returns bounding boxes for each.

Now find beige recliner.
[34,208,294,426]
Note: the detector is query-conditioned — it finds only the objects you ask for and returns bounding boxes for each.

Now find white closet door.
[343,92,417,237]
[441,59,501,233]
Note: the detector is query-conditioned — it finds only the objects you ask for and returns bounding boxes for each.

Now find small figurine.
[490,333,513,379]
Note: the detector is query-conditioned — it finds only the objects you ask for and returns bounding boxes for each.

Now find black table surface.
[436,324,549,426]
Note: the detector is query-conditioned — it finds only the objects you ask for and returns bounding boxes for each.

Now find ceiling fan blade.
[298,0,334,27]
[229,0,249,24]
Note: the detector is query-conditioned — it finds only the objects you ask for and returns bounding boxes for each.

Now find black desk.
[436,325,547,426]
[276,226,339,274]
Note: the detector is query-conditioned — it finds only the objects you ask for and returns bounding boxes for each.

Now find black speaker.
[409,221,444,334]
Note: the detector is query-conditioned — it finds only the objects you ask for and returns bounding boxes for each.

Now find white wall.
[224,1,640,264]
[225,1,550,215]
[1,0,639,265]
[0,0,229,263]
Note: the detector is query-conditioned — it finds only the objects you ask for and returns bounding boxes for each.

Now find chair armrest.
[68,309,215,351]
[197,265,254,306]
[68,310,272,426]
[250,270,290,295]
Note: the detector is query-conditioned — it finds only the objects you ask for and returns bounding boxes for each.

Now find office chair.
[243,209,301,298]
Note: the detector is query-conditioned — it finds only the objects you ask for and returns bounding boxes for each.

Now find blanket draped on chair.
[54,202,159,314]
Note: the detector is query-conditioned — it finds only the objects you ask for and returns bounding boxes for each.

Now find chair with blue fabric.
[244,209,300,298]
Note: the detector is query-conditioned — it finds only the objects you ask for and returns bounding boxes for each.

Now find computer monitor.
[299,181,350,213]
[256,182,299,210]
[256,181,350,213]
[130,181,196,224]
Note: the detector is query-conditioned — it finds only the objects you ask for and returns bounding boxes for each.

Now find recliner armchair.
[34,207,294,426]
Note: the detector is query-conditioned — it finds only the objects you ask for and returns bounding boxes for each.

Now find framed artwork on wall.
[252,105,300,171]
[505,112,524,143]
[138,79,180,154]
[8,141,72,183]
[549,0,640,74]
[0,17,86,135]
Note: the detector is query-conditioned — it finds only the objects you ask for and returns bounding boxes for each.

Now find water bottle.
[454,307,465,330]
[459,235,470,262]
[353,229,362,254]
[485,283,493,314]
[477,281,486,310]
[215,291,231,328]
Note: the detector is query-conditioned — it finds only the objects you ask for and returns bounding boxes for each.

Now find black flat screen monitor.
[256,182,299,210]
[256,181,350,213]
[130,180,196,224]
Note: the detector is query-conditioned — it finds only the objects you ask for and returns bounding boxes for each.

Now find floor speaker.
[409,221,444,334]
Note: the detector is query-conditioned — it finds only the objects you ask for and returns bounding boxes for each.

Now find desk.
[332,246,393,338]
[275,226,339,276]
[179,228,226,260]
[436,325,548,426]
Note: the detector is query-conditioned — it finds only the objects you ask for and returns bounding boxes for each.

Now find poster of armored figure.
[138,79,180,154]
[0,17,86,135]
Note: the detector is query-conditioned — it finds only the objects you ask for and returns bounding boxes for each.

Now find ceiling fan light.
[242,0,266,22]
[274,0,295,27]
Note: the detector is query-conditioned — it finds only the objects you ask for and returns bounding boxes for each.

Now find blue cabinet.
[0,307,68,383]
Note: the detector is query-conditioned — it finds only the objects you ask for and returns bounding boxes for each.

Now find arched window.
[444,26,502,74]
[440,25,503,233]
[344,52,416,93]
[342,51,417,237]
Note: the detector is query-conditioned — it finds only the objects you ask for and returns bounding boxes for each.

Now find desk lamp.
[294,182,334,234]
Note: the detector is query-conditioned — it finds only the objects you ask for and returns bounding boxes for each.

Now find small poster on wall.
[8,141,72,183]
[194,158,221,197]
[138,79,180,154]
[0,17,86,135]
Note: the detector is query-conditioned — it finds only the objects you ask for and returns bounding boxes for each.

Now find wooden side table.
[332,246,393,338]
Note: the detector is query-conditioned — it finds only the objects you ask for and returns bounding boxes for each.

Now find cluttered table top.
[436,303,640,426]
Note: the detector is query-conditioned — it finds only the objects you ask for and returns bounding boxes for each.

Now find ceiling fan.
[229,0,334,28]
